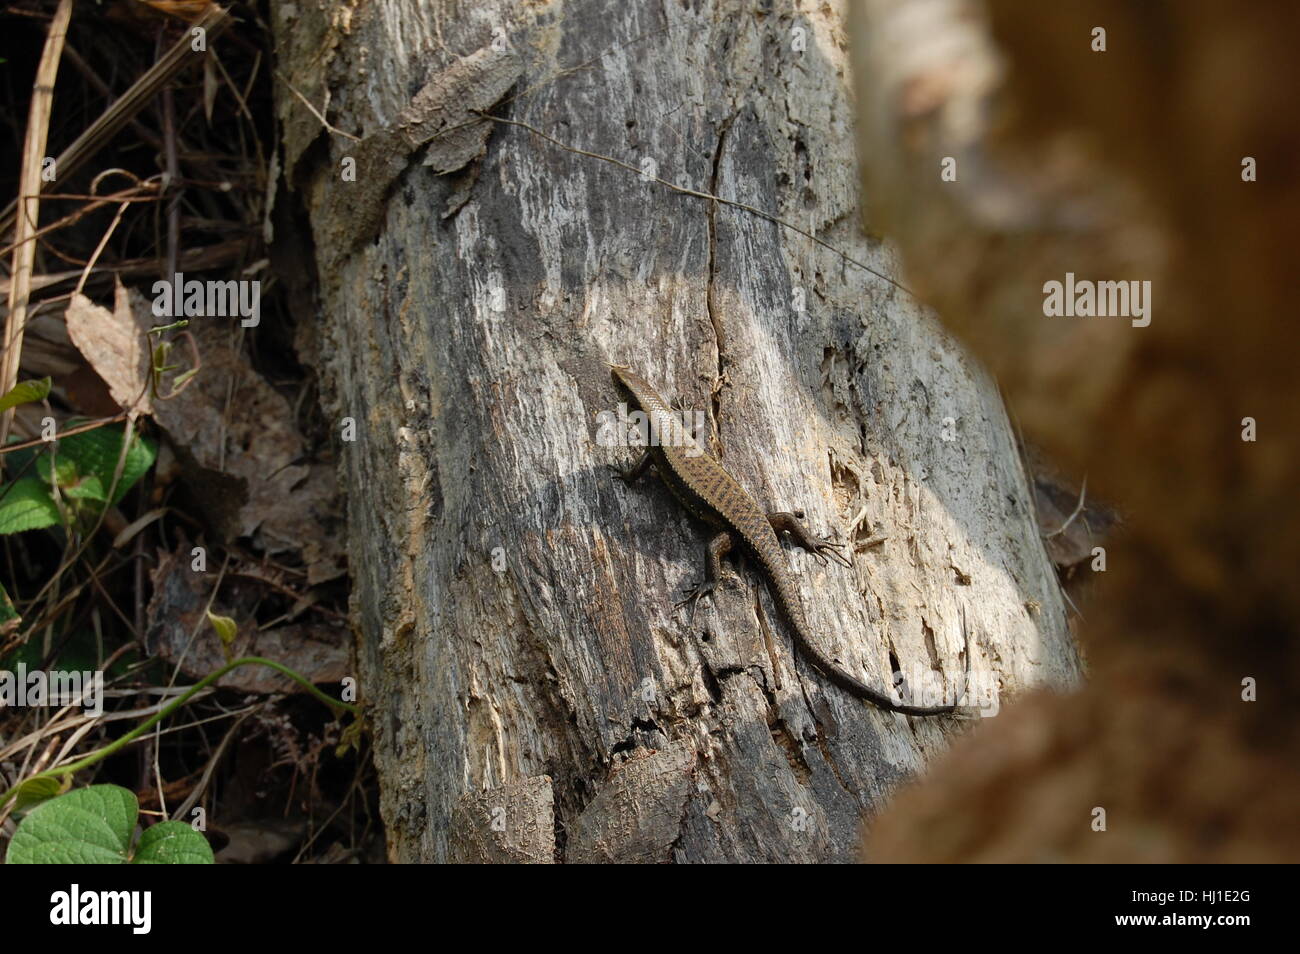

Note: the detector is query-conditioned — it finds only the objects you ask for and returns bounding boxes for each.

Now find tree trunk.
[273,0,1079,863]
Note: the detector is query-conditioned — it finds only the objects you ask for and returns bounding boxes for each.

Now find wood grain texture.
[275,0,1079,862]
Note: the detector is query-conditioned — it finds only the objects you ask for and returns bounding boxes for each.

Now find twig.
[275,72,361,142]
[1044,475,1088,539]
[2,0,74,452]
[0,413,129,456]
[476,113,920,299]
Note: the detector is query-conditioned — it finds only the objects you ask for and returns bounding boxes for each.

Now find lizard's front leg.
[609,449,654,484]
[767,511,851,567]
[674,530,735,622]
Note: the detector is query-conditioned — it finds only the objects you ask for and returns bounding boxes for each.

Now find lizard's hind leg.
[767,511,852,567]
[674,531,735,622]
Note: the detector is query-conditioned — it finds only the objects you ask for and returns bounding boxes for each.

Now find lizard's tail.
[781,583,972,717]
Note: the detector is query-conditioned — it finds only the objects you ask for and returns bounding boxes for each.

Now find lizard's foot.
[673,578,717,623]
[806,536,852,568]
[767,511,853,568]
[608,451,652,485]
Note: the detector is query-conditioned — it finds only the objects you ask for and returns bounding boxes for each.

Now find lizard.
[608,364,968,716]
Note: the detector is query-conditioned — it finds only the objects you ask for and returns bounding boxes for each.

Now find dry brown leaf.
[64,279,153,416]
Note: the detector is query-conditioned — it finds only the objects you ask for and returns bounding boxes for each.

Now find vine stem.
[0,656,359,809]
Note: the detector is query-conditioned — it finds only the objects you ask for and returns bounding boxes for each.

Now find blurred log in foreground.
[852,0,1300,861]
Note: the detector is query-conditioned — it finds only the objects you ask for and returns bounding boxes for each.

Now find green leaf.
[61,473,107,502]
[34,454,75,485]
[55,426,156,505]
[5,784,136,863]
[34,450,107,501]
[0,477,62,534]
[206,610,237,646]
[132,821,214,864]
[207,611,238,662]
[0,377,51,414]
[0,426,156,533]
[4,784,214,864]
[11,775,65,812]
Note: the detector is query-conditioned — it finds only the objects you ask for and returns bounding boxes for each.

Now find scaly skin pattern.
[611,365,962,716]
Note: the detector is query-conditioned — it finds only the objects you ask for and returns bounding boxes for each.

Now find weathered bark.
[274,0,1079,862]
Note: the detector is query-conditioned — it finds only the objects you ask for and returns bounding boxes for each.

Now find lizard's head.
[608,364,648,408]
